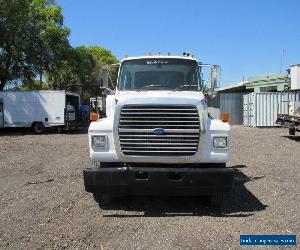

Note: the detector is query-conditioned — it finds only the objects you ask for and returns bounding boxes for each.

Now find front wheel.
[32,122,44,134]
[93,193,113,207]
[289,127,296,136]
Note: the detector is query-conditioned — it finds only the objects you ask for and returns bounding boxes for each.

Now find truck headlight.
[92,135,107,147]
[213,136,228,148]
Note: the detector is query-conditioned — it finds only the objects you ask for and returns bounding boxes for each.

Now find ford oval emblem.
[153,128,165,135]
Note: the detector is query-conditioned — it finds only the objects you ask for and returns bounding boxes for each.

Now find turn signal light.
[221,113,230,123]
[90,112,99,121]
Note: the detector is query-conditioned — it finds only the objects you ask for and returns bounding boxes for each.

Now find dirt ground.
[0,126,299,250]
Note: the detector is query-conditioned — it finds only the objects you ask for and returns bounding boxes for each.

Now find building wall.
[243,91,300,127]
[220,93,245,125]
[207,92,245,125]
[247,72,290,92]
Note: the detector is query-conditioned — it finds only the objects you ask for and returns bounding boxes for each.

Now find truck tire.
[289,127,296,136]
[210,193,224,207]
[32,122,44,134]
[93,193,112,207]
[57,126,63,134]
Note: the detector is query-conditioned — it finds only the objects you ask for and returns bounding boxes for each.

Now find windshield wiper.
[137,84,164,92]
[174,84,199,91]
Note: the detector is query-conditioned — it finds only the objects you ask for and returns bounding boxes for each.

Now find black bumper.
[83,166,234,196]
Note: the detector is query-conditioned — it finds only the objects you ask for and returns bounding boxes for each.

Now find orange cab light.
[220,113,230,123]
[90,112,99,122]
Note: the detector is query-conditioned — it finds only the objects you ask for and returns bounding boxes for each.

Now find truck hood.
[115,91,205,106]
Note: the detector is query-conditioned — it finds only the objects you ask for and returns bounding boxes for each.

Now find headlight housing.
[92,135,107,147]
[213,136,228,148]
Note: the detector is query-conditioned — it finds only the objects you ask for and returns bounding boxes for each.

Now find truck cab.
[83,54,234,206]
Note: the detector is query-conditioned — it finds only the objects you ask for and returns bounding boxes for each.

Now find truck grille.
[118,105,200,156]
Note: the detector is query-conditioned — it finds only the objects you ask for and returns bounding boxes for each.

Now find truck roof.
[121,55,199,63]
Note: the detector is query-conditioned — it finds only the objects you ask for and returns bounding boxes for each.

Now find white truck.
[83,54,233,206]
[276,101,300,136]
[0,90,80,133]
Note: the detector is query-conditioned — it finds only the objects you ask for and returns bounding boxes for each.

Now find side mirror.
[102,67,109,89]
[207,89,217,99]
[209,65,219,98]
[100,87,115,96]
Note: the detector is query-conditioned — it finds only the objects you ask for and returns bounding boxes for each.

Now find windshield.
[118,58,202,91]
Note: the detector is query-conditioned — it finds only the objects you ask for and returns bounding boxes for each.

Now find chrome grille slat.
[119,125,199,128]
[120,139,198,141]
[120,116,198,119]
[119,134,199,138]
[120,146,197,149]
[120,120,198,122]
[119,128,199,133]
[121,112,197,115]
[120,142,198,145]
[122,109,197,111]
[118,105,200,156]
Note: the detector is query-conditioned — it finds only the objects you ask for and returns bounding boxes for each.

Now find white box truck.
[0,90,80,133]
[83,53,233,206]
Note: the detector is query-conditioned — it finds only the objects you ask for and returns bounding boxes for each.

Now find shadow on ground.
[100,165,267,218]
[0,126,88,136]
[282,135,300,142]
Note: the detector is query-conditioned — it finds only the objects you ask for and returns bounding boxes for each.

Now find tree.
[0,0,70,90]
[74,46,119,89]
[47,45,118,102]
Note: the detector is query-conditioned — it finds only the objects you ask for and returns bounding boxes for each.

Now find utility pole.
[280,49,285,73]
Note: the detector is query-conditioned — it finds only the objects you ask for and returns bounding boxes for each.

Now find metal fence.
[243,91,300,127]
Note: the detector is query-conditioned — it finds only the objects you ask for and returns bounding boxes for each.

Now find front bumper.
[83,166,234,196]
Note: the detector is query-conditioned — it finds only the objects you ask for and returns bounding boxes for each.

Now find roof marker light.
[148,51,152,56]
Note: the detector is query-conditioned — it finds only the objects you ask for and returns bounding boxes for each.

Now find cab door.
[0,98,4,127]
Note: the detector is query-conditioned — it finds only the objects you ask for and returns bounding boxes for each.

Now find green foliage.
[0,0,118,97]
[21,79,50,90]
[0,0,70,90]
[47,45,118,102]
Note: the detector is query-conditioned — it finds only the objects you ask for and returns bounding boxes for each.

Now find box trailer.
[0,90,80,133]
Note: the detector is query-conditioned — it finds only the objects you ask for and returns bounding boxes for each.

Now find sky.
[57,0,300,85]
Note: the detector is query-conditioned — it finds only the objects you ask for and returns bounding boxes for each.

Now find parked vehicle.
[0,90,80,133]
[83,53,234,206]
[276,101,300,135]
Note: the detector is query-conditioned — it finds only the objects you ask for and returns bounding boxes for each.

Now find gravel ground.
[0,126,299,250]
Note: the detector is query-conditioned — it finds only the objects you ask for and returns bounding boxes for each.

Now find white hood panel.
[115,91,205,106]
